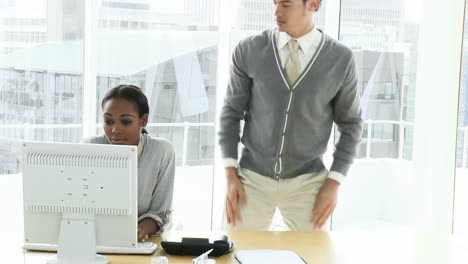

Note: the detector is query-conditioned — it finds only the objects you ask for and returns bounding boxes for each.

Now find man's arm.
[218,43,252,161]
[311,52,363,229]
[330,53,363,176]
[218,42,252,225]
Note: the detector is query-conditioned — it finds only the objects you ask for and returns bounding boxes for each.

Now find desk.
[6,230,468,264]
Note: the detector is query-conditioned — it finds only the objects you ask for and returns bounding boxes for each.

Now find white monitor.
[22,141,138,264]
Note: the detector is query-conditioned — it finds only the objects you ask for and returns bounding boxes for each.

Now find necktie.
[285,39,301,85]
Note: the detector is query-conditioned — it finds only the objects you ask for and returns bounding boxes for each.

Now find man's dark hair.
[304,0,322,11]
[102,84,150,134]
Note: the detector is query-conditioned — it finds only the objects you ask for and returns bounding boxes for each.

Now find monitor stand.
[47,213,109,264]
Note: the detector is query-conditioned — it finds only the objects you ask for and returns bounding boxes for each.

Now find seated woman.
[82,84,175,242]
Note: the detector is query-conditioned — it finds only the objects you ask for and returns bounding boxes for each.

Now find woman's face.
[102,98,148,146]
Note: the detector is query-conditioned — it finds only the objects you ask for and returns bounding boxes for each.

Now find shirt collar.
[277,27,322,53]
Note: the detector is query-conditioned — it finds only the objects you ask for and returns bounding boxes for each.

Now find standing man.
[218,0,363,230]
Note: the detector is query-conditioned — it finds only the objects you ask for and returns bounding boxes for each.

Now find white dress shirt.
[277,27,322,73]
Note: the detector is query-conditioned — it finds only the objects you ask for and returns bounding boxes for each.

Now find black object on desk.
[161,231,234,257]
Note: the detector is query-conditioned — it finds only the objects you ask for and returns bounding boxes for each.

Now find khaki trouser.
[225,167,329,230]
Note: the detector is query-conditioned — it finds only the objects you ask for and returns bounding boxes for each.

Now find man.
[219,0,362,230]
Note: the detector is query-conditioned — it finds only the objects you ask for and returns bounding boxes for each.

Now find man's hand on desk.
[311,178,340,230]
[225,167,246,226]
[138,218,158,242]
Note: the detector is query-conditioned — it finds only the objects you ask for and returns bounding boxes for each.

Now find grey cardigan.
[82,133,175,232]
[219,29,363,179]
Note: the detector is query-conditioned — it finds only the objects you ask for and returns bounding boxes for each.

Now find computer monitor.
[22,141,138,264]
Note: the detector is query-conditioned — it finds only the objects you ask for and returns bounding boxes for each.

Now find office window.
[0,0,84,148]
[0,0,85,244]
[333,0,462,234]
[454,3,468,236]
[95,0,218,230]
[0,0,464,237]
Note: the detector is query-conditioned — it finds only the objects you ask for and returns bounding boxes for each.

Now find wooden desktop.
[8,230,468,264]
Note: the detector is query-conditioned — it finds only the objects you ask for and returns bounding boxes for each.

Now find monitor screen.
[22,141,138,263]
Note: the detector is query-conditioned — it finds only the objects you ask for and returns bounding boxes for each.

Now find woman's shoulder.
[81,134,110,144]
[143,134,175,154]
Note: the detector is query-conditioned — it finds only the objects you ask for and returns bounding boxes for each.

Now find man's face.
[274,0,318,37]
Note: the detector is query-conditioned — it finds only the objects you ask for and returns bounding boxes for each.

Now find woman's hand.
[138,218,159,242]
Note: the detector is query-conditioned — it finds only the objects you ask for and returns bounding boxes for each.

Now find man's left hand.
[310,178,340,230]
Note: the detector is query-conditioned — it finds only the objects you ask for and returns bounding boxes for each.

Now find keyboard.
[23,242,157,254]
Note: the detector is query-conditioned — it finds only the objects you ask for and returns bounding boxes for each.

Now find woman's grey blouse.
[82,133,175,233]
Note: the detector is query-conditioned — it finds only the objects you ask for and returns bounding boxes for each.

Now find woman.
[82,84,175,242]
